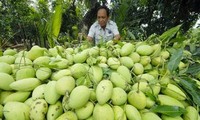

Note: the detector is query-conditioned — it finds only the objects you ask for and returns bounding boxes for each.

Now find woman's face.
[97,9,109,28]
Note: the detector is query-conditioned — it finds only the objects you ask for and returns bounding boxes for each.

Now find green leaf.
[178,77,200,106]
[190,28,200,39]
[150,105,186,117]
[193,47,200,56]
[55,46,65,58]
[76,75,92,87]
[169,36,187,45]
[159,25,182,42]
[139,0,148,6]
[52,0,63,39]
[186,63,200,76]
[167,48,183,73]
[146,91,157,101]
[127,30,136,40]
[102,67,113,79]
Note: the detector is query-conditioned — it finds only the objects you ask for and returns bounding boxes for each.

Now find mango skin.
[96,80,113,105]
[124,104,142,120]
[0,62,12,74]
[119,57,134,69]
[15,67,36,80]
[56,111,78,120]
[161,115,183,120]
[68,85,90,109]
[75,101,94,120]
[141,112,162,120]
[3,101,30,120]
[111,87,127,106]
[129,52,140,63]
[136,44,153,56]
[107,57,120,70]
[3,91,31,104]
[132,81,161,96]
[0,91,13,104]
[26,45,45,61]
[93,103,114,120]
[24,97,34,107]
[120,43,135,56]
[51,69,71,81]
[133,63,144,75]
[32,84,46,100]
[158,94,184,108]
[30,99,48,120]
[113,105,126,120]
[47,101,63,120]
[110,72,128,90]
[161,83,186,100]
[9,78,41,91]
[128,90,147,109]
[0,55,16,64]
[3,49,17,56]
[36,67,52,81]
[183,106,198,120]
[88,65,103,84]
[73,49,88,63]
[0,73,15,90]
[44,81,61,104]
[55,76,75,95]
[70,63,87,79]
[117,65,132,84]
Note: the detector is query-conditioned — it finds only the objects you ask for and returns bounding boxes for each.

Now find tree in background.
[110,0,200,40]
[0,0,36,49]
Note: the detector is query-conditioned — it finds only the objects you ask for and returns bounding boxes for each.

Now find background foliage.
[0,0,199,49]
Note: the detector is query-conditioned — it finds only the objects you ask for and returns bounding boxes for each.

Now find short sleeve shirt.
[88,20,119,44]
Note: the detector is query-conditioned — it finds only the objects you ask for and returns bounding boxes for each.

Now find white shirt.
[88,20,119,44]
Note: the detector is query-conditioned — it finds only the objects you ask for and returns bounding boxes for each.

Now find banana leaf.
[50,0,63,47]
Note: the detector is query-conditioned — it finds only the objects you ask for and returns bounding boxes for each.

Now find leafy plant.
[150,105,186,117]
